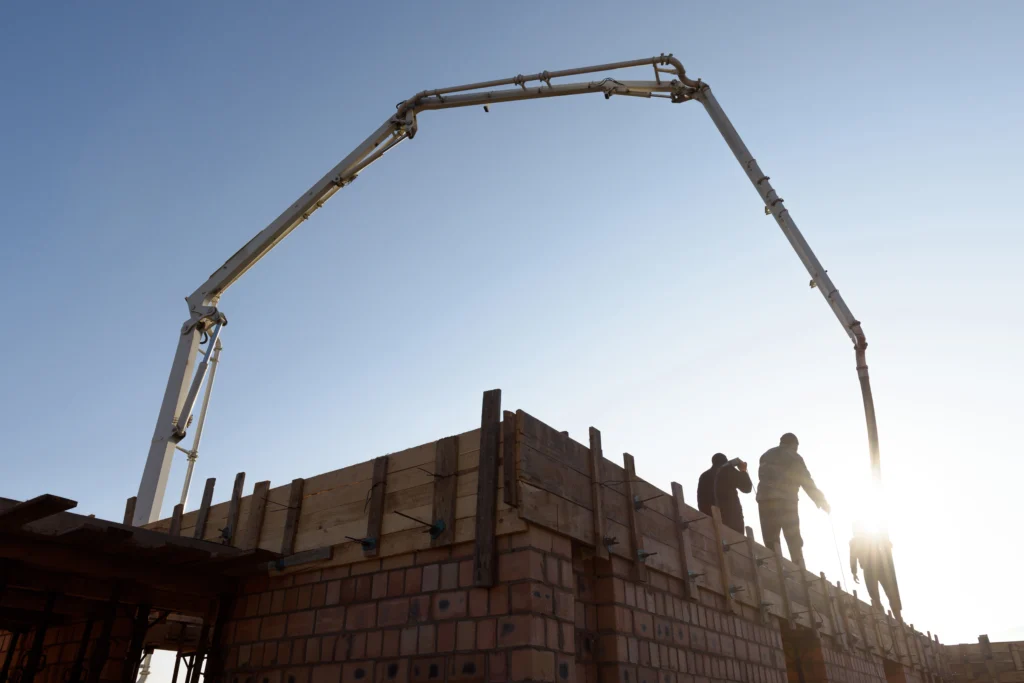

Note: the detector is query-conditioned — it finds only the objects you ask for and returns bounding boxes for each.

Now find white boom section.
[135,54,882,525]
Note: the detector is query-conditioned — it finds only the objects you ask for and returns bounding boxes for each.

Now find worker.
[756,432,829,567]
[850,524,903,616]
[696,453,752,534]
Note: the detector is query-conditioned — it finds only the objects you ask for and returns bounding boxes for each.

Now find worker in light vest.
[756,432,829,567]
[696,453,752,534]
[850,523,903,616]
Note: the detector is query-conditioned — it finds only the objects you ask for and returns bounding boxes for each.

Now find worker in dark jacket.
[697,453,753,534]
[850,523,903,617]
[756,433,829,567]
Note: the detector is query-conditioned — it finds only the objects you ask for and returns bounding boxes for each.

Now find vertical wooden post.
[709,507,737,613]
[743,527,767,622]
[670,483,697,601]
[123,497,137,526]
[122,604,152,683]
[187,605,214,683]
[980,634,997,683]
[431,437,458,547]
[1010,642,1023,671]
[364,456,389,558]
[224,472,246,545]
[588,428,608,561]
[20,593,55,683]
[169,503,184,537]
[193,478,216,540]
[241,481,270,551]
[622,453,647,583]
[772,542,793,628]
[502,411,519,506]
[850,590,871,652]
[71,618,97,682]
[821,573,846,650]
[280,478,305,555]
[473,389,501,586]
[203,595,235,683]
[86,585,120,683]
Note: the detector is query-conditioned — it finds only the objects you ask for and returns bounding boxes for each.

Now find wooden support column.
[473,389,501,586]
[670,483,698,601]
[169,504,184,536]
[772,542,793,628]
[123,497,137,526]
[67,616,95,683]
[821,573,846,650]
[86,585,120,683]
[744,527,767,623]
[622,453,647,583]
[796,561,820,634]
[203,595,235,683]
[709,507,737,613]
[241,480,271,550]
[431,436,458,547]
[1011,642,1023,671]
[364,457,389,558]
[502,411,519,506]
[224,472,246,545]
[0,630,21,683]
[193,478,216,540]
[187,605,215,683]
[887,611,907,666]
[21,593,55,683]
[280,478,305,555]
[588,428,608,561]
[122,604,152,683]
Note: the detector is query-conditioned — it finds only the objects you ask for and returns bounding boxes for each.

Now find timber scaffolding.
[1,390,963,683]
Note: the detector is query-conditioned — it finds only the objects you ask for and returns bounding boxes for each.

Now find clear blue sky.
[2,1,1021,653]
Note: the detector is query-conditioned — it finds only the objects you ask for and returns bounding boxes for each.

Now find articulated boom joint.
[181,305,227,336]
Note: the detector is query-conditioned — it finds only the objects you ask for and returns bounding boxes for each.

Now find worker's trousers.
[758,500,804,567]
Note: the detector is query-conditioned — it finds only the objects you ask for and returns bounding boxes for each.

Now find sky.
[1,1,1022,671]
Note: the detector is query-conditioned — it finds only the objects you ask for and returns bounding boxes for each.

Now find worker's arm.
[796,455,830,512]
[734,465,753,494]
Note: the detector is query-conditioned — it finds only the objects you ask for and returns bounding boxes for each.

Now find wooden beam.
[224,473,245,545]
[169,504,184,537]
[710,506,737,613]
[622,453,647,583]
[193,478,216,541]
[280,478,304,555]
[241,481,270,551]
[431,436,458,546]
[850,591,873,652]
[268,547,333,572]
[670,482,698,601]
[202,595,234,683]
[0,630,20,683]
[744,527,766,623]
[0,495,77,532]
[772,541,793,628]
[85,586,119,683]
[122,604,151,683]
[363,456,389,558]
[588,428,608,561]
[123,497,137,526]
[19,593,55,683]
[502,411,519,506]
[796,560,819,634]
[473,389,501,587]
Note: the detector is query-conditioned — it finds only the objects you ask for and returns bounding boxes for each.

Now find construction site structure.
[0,391,968,683]
[133,54,887,546]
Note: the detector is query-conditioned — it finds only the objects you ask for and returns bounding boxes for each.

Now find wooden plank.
[123,497,137,526]
[280,478,304,555]
[502,411,519,506]
[168,504,184,537]
[268,547,333,572]
[224,473,245,545]
[622,453,647,583]
[588,428,608,561]
[744,527,767,622]
[709,506,737,613]
[241,481,270,551]
[0,495,77,531]
[1011,643,1023,671]
[670,482,698,601]
[820,573,846,649]
[431,436,458,546]
[193,478,216,541]
[473,389,501,586]
[363,456,389,557]
[796,561,819,634]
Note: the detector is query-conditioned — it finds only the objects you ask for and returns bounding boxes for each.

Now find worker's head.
[780,433,799,449]
[711,453,728,466]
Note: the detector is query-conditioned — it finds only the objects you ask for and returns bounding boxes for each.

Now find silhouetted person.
[850,524,903,617]
[697,453,753,534]
[756,433,829,567]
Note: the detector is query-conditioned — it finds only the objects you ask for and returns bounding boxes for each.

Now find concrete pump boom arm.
[135,54,882,528]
